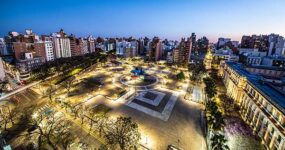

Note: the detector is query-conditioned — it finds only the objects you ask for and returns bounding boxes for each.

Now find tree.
[27,112,72,149]
[94,113,108,137]
[203,77,217,99]
[34,84,47,97]
[99,54,108,66]
[190,62,206,83]
[0,106,11,131]
[71,105,83,119]
[210,133,229,150]
[219,94,236,115]
[0,104,21,131]
[206,101,225,131]
[105,117,141,150]
[61,76,75,96]
[46,84,54,102]
[176,71,185,80]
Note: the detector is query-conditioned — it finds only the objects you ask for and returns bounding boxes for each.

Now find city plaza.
[27,58,206,150]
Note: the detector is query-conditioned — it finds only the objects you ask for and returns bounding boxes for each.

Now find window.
[271,128,274,134]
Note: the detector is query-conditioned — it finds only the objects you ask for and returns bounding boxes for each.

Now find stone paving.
[127,89,179,121]
[136,91,165,106]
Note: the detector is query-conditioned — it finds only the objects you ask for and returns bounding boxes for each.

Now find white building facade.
[53,36,71,58]
[0,38,7,56]
[0,57,5,81]
[223,62,285,150]
[44,40,54,61]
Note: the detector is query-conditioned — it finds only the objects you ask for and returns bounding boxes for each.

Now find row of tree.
[30,50,108,82]
[56,101,141,150]
[203,76,229,150]
[203,77,217,100]
[189,62,207,83]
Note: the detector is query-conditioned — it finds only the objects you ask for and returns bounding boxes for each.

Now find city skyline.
[1,1,285,149]
[1,0,285,42]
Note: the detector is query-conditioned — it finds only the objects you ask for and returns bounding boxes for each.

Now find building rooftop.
[245,65,285,71]
[226,62,285,114]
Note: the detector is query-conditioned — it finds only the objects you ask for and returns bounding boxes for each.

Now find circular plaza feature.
[119,66,159,88]
[120,74,158,87]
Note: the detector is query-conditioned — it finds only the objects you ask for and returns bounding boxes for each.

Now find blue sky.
[1,0,285,42]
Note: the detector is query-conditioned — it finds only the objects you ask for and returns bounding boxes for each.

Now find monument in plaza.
[121,66,157,86]
[131,67,144,76]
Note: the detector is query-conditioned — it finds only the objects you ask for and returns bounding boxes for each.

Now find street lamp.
[98,85,102,95]
[145,134,148,146]
[32,113,38,119]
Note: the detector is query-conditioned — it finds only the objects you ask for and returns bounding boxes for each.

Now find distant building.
[155,41,163,61]
[0,57,5,81]
[245,65,285,78]
[216,38,239,54]
[138,38,144,55]
[52,29,71,58]
[42,36,55,61]
[116,40,138,57]
[79,38,89,55]
[239,48,267,66]
[105,39,116,52]
[69,34,81,56]
[213,49,239,62]
[87,35,96,53]
[16,53,45,80]
[240,35,269,52]
[191,33,196,52]
[3,29,46,81]
[166,52,173,63]
[196,36,209,53]
[268,34,285,57]
[217,38,231,49]
[173,37,193,64]
[262,56,285,68]
[0,38,8,56]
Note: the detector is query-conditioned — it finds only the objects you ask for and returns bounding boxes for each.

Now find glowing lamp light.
[32,113,38,119]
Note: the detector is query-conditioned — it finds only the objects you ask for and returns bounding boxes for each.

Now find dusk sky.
[1,0,285,42]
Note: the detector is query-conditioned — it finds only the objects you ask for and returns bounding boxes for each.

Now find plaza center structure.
[222,62,285,150]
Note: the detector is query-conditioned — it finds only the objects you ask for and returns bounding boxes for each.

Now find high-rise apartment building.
[241,35,269,52]
[173,36,193,64]
[0,57,5,81]
[79,38,89,55]
[116,40,138,57]
[69,34,81,56]
[42,35,55,61]
[155,41,163,61]
[0,38,8,56]
[52,29,71,58]
[87,35,96,53]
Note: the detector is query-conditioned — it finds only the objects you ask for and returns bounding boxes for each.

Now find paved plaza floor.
[71,66,206,150]
[83,89,205,150]
[127,90,178,121]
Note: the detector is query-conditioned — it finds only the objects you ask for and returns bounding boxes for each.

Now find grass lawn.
[68,67,83,76]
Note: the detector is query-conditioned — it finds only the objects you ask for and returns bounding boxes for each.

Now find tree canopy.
[177,71,185,80]
[105,117,141,150]
[203,77,217,99]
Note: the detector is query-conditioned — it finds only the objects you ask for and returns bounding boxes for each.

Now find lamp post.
[145,134,148,146]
